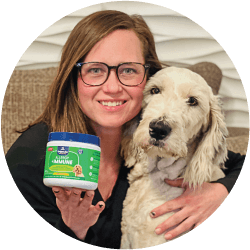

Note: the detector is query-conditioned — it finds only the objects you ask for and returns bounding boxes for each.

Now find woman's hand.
[52,187,105,240]
[150,179,228,240]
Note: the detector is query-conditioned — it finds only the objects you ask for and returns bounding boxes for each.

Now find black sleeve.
[212,150,245,193]
[6,124,81,240]
[9,161,79,238]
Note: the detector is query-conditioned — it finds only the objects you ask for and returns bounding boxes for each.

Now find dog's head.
[133,67,228,185]
[73,165,82,175]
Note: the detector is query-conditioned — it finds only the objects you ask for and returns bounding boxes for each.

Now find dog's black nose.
[149,120,172,140]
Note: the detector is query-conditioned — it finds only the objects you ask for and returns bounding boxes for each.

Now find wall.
[14,1,249,128]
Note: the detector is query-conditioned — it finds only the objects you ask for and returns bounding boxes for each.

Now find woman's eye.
[187,97,198,106]
[88,68,102,74]
[150,87,160,94]
[122,68,136,74]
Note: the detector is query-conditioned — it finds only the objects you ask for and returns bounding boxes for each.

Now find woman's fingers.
[164,216,196,240]
[93,201,106,214]
[165,178,184,187]
[150,180,188,218]
[80,190,95,209]
[52,187,93,209]
[76,188,105,219]
[52,187,105,219]
[154,207,188,235]
[52,186,68,202]
[68,188,84,205]
[152,182,228,240]
[51,186,104,238]
[150,197,183,218]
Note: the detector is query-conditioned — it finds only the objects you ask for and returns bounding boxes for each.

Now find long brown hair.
[26,10,162,134]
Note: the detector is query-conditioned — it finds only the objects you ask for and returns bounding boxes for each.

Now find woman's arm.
[6,123,104,240]
[150,150,245,240]
[9,157,105,240]
[212,150,245,192]
[8,160,74,235]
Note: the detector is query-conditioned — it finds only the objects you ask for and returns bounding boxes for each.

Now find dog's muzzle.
[149,120,172,141]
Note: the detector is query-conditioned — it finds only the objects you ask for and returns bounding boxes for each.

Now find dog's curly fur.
[120,67,228,249]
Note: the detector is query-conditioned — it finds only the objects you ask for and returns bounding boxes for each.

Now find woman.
[7,10,244,248]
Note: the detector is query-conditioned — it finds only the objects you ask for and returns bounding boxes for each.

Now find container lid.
[48,132,100,146]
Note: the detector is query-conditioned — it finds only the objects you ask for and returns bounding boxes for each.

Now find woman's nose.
[102,70,123,94]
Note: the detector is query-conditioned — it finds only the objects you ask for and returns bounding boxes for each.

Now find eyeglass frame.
[75,62,150,87]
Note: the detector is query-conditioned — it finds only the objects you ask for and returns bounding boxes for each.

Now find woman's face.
[77,29,146,131]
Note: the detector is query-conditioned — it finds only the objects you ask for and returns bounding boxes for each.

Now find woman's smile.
[98,100,127,107]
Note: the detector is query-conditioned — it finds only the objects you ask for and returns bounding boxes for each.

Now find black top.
[6,123,245,248]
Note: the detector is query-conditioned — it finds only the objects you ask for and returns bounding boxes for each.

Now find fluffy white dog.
[120,67,228,249]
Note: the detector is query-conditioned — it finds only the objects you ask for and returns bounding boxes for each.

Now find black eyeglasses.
[75,62,150,86]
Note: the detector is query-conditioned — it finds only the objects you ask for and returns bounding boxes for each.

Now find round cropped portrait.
[2,1,249,250]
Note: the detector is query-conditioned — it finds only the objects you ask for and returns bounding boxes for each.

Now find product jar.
[43,132,100,190]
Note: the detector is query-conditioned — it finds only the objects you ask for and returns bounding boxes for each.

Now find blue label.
[57,146,69,155]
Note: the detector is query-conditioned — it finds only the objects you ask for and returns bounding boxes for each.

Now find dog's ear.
[183,94,228,187]
[121,116,143,168]
[121,135,140,168]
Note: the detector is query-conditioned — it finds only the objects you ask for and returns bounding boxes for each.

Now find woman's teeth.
[100,101,124,107]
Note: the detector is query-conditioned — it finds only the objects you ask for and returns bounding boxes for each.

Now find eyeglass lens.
[79,62,146,86]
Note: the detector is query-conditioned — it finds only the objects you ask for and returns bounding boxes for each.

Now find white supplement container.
[43,132,100,190]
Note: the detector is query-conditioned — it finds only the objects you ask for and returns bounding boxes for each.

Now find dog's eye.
[150,88,160,95]
[187,97,198,106]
